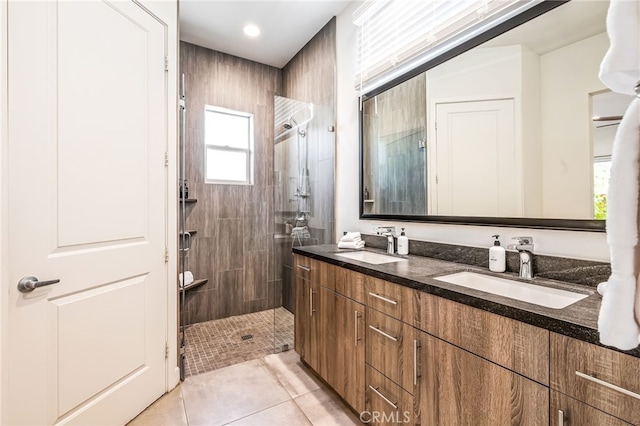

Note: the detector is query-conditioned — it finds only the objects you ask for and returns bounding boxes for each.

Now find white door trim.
[0,0,9,422]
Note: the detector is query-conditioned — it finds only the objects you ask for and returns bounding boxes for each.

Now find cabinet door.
[331,293,366,413]
[420,330,548,425]
[551,391,630,426]
[294,275,309,359]
[294,275,320,372]
[306,281,320,372]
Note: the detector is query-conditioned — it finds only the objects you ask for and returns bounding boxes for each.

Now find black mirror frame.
[359,0,605,232]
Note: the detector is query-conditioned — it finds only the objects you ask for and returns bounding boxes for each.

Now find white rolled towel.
[341,232,362,242]
[338,240,365,249]
[179,271,194,287]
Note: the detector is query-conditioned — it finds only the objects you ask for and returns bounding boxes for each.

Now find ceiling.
[180,0,352,68]
[484,0,608,54]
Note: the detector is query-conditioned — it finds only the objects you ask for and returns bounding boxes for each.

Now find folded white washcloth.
[179,271,194,288]
[338,240,365,249]
[341,232,362,242]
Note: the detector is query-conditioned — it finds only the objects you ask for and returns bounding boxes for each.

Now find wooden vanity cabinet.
[296,254,640,426]
[551,333,640,425]
[294,255,366,413]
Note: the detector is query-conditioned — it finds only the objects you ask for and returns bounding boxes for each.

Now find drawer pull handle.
[558,410,564,425]
[369,325,398,342]
[369,385,398,409]
[297,265,311,272]
[575,371,640,400]
[368,292,398,305]
[354,311,361,346]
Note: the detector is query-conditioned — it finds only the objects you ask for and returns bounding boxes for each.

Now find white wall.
[540,32,609,219]
[336,3,609,262]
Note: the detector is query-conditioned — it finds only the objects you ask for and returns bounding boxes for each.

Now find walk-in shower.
[273,95,335,352]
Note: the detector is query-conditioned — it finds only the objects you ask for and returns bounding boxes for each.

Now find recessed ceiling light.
[243,24,260,38]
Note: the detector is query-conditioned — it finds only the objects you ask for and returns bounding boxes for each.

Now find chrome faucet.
[382,232,395,254]
[376,226,396,254]
[507,236,534,279]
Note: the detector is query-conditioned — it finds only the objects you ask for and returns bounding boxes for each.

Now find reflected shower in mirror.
[361,0,617,225]
[363,74,426,215]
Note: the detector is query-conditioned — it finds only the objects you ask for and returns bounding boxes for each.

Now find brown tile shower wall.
[180,42,283,325]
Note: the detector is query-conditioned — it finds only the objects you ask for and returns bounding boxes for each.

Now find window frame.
[203,105,254,185]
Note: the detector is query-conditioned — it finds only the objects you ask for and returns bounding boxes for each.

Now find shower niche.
[272,95,335,352]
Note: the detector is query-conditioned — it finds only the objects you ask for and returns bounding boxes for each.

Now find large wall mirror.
[360,0,632,231]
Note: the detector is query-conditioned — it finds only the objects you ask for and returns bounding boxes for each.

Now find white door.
[7,1,168,424]
[434,99,520,217]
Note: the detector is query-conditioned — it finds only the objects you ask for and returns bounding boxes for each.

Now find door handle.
[18,276,60,293]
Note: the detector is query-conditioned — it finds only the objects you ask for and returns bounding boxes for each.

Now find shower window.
[204,105,254,185]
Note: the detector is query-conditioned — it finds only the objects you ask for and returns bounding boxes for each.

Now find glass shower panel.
[272,95,335,354]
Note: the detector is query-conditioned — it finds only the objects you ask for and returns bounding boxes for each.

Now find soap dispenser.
[397,228,409,255]
[489,234,506,272]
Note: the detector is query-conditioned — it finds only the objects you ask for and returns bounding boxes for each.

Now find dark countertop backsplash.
[361,234,611,287]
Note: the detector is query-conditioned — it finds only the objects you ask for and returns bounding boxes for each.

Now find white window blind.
[353,0,542,94]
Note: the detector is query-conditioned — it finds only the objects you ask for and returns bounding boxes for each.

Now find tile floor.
[128,350,361,426]
[183,308,294,376]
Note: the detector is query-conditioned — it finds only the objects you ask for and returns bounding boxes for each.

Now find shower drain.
[241,334,253,341]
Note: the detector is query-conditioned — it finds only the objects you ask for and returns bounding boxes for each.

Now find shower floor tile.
[183,307,294,377]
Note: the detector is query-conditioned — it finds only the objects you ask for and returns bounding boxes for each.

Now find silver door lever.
[18,276,60,293]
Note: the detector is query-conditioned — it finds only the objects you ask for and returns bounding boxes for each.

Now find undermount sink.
[335,251,407,265]
[434,271,589,309]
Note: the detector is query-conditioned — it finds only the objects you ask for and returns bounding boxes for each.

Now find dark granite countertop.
[293,244,640,358]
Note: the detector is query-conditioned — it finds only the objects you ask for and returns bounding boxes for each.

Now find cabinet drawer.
[293,254,312,281]
[335,266,365,303]
[293,256,335,291]
[551,333,640,424]
[419,291,549,385]
[364,276,418,324]
[366,365,415,425]
[366,308,416,394]
[551,390,630,426]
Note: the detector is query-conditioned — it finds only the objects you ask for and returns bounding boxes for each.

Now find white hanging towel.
[597,0,640,350]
